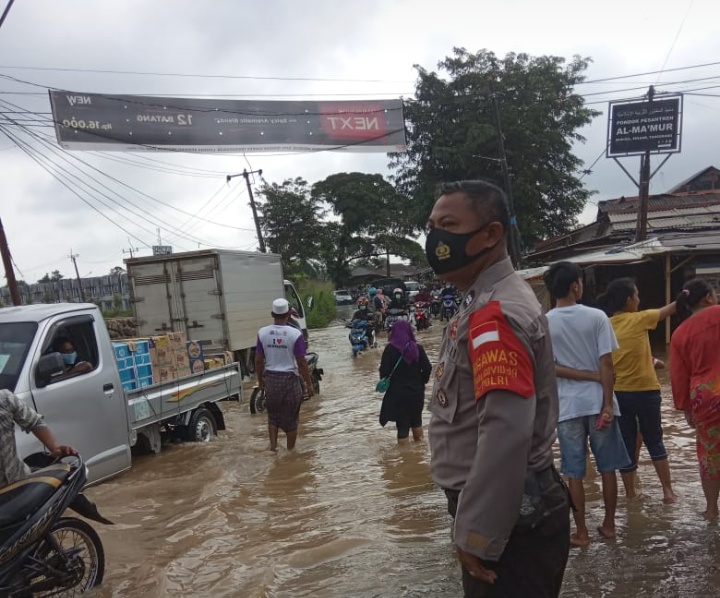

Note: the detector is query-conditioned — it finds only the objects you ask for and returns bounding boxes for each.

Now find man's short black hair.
[438,180,510,237]
[543,261,583,299]
[52,335,73,352]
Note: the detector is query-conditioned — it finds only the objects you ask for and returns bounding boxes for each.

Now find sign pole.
[634,86,654,242]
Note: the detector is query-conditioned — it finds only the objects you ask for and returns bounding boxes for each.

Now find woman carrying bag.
[378,320,432,444]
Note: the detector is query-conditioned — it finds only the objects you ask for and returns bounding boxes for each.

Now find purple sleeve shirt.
[293,335,307,358]
[256,335,264,355]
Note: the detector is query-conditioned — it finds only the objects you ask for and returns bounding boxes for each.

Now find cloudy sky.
[0,0,718,283]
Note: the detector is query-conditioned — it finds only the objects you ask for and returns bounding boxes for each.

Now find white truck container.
[125,249,307,375]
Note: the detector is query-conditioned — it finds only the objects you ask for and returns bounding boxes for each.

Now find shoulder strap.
[387,342,410,378]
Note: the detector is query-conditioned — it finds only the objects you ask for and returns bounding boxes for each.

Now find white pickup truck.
[3,303,241,485]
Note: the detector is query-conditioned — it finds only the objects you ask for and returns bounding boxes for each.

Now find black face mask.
[425,225,495,275]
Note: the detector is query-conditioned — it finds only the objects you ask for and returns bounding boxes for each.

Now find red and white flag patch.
[470,321,500,349]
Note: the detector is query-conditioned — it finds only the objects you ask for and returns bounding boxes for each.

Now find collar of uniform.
[466,256,514,295]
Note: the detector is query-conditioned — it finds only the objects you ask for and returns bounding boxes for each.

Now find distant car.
[371,278,408,298]
[334,289,354,305]
[404,280,420,301]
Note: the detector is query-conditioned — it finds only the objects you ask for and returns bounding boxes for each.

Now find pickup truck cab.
[2,303,241,485]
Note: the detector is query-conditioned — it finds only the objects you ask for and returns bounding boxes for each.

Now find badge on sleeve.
[450,319,459,340]
[436,390,448,407]
[435,361,445,381]
[467,301,535,400]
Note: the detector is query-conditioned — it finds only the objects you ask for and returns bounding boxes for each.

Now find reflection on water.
[87,324,718,597]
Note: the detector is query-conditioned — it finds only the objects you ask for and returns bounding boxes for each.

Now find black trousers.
[445,467,571,598]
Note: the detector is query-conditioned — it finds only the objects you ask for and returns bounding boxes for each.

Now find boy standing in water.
[544,262,631,546]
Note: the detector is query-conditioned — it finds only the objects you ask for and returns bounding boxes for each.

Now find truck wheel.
[249,387,266,414]
[187,408,216,442]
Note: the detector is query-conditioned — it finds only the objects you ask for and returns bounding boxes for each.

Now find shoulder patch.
[468,301,535,400]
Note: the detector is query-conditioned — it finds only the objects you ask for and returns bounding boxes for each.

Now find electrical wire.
[0,111,242,249]
[0,97,258,233]
[655,0,695,83]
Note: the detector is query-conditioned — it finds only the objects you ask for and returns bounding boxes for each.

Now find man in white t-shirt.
[544,262,631,547]
[256,298,314,451]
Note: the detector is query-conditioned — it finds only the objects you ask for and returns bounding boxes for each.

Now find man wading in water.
[255,298,314,451]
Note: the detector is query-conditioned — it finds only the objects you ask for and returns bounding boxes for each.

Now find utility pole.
[69,251,86,302]
[0,217,21,305]
[490,94,522,268]
[123,246,139,259]
[227,168,266,253]
[635,86,655,242]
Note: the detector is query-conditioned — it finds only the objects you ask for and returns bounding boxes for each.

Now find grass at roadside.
[299,280,337,329]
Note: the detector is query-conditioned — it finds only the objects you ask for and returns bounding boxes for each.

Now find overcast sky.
[0,0,718,283]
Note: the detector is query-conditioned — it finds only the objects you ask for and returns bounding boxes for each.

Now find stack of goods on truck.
[112,333,236,390]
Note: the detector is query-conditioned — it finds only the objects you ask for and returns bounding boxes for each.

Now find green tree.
[109,266,125,276]
[311,172,423,285]
[390,48,599,248]
[256,177,327,278]
[37,270,64,283]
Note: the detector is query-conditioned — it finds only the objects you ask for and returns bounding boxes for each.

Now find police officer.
[426,180,570,597]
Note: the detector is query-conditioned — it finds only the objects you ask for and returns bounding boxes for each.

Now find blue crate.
[137,376,154,388]
[118,367,136,383]
[115,356,134,370]
[121,379,137,391]
[135,364,153,380]
[113,343,130,359]
[134,353,152,366]
[132,340,150,355]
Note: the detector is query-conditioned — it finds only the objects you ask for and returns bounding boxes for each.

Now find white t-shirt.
[256,324,306,375]
[546,304,620,422]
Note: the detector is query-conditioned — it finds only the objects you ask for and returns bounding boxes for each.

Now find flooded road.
[87,318,719,597]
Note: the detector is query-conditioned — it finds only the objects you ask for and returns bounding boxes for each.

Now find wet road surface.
[87,316,719,597]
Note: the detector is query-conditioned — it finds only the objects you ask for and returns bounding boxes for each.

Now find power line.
[580,60,720,84]
[0,0,16,30]
[0,98,257,233]
[0,64,414,84]
[655,0,695,83]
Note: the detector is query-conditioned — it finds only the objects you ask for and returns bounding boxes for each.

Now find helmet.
[368,286,377,296]
[357,296,369,307]
[393,288,402,295]
[376,288,383,295]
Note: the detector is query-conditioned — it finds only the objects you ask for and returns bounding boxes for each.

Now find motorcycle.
[347,319,371,357]
[414,301,431,331]
[0,454,112,596]
[430,294,441,319]
[384,307,409,331]
[250,351,324,414]
[441,297,457,322]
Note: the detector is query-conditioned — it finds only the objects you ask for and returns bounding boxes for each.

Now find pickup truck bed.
[127,363,242,430]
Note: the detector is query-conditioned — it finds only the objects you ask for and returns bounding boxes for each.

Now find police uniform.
[429,257,570,598]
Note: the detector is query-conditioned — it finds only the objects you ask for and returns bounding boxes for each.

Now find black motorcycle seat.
[0,464,72,527]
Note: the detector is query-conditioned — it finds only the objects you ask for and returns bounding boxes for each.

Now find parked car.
[334,289,354,305]
[404,280,420,301]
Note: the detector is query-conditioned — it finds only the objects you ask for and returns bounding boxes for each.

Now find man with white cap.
[255,298,314,451]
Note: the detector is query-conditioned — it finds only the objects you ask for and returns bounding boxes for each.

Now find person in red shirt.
[670,278,720,520]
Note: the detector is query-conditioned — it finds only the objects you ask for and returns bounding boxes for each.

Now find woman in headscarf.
[378,320,432,444]
[670,278,720,520]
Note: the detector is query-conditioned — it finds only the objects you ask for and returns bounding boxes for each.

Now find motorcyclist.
[373,288,387,314]
[388,288,408,311]
[349,297,374,349]
[415,285,432,304]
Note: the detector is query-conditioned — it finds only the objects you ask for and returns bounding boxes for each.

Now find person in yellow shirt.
[597,278,677,503]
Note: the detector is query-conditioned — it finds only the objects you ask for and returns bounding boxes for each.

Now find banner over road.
[49,92,406,153]
[606,95,682,157]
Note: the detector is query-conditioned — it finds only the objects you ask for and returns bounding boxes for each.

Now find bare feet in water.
[597,524,616,540]
[570,532,590,547]
[663,492,678,504]
[702,510,718,521]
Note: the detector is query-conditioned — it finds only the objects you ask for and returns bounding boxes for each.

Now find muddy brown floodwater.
[87,319,719,598]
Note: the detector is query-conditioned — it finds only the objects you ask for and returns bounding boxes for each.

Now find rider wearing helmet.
[389,288,408,311]
[352,296,371,321]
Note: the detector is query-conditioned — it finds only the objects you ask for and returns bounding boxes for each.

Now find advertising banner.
[607,95,682,157]
[49,91,406,153]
